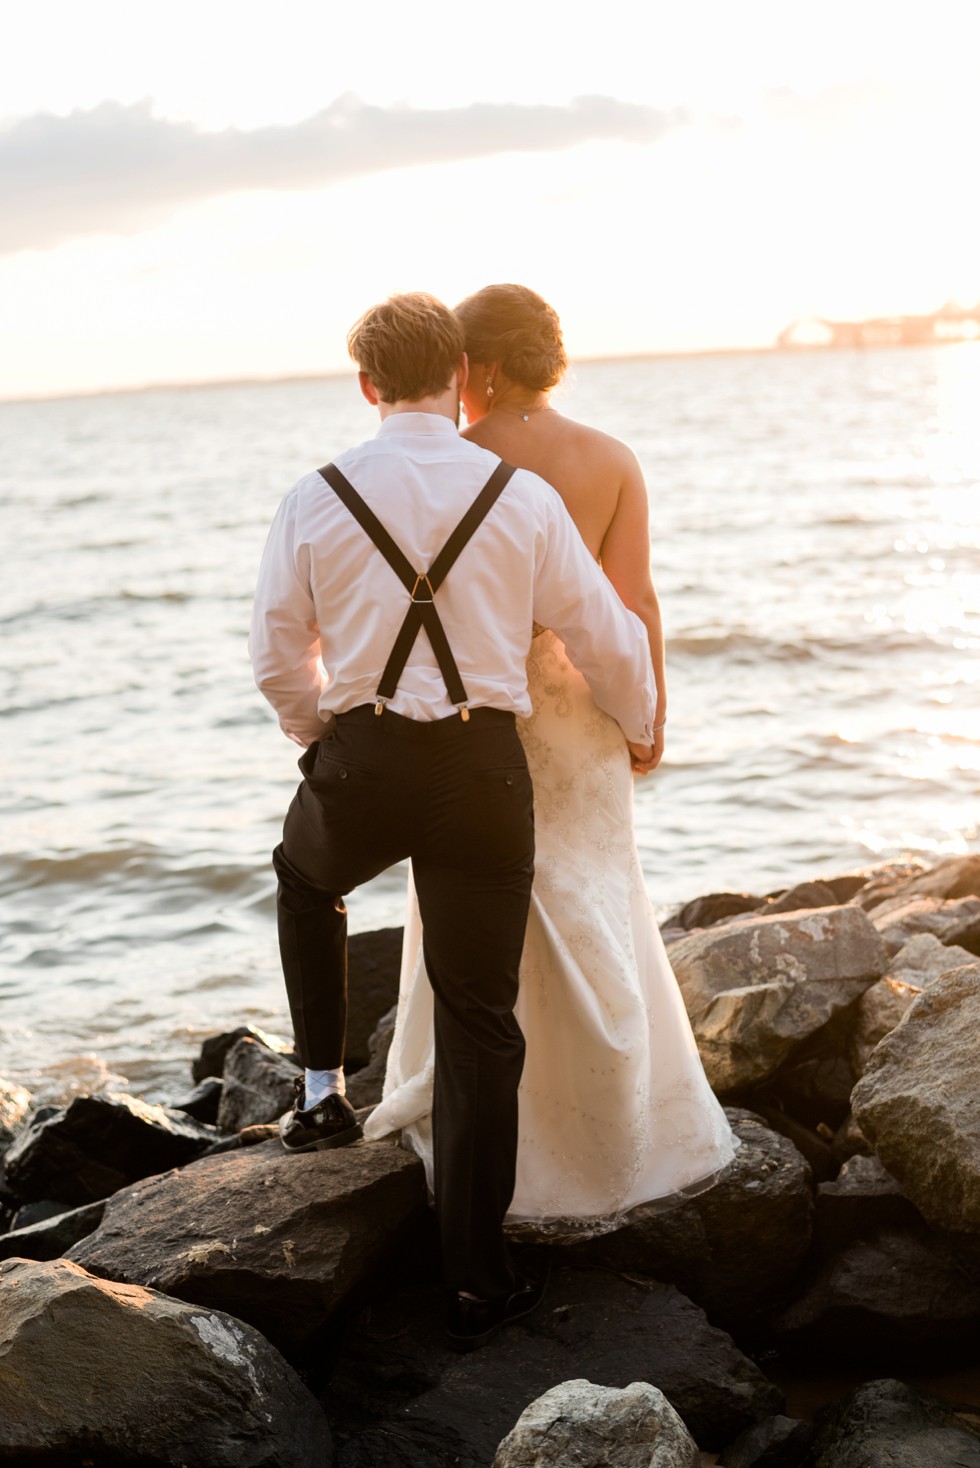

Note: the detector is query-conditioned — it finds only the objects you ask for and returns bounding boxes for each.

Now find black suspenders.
[318,459,516,720]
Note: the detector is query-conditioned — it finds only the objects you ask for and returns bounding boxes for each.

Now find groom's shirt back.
[250,412,655,747]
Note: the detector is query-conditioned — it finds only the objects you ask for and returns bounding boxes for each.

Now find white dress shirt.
[249,413,656,746]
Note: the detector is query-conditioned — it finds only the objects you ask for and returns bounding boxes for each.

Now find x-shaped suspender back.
[318,459,516,719]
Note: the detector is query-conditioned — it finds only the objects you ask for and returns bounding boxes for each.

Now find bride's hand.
[629,727,664,775]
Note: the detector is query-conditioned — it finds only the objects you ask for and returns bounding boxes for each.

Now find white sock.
[304,1066,345,1106]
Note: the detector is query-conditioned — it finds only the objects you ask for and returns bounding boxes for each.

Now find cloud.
[0,95,686,254]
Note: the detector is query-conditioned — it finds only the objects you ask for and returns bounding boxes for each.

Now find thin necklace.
[489,402,553,423]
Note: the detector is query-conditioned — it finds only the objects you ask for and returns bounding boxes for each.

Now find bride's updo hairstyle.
[455,284,567,391]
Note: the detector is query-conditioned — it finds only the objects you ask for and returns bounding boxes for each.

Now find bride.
[364,284,737,1228]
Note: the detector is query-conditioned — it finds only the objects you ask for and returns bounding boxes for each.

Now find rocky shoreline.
[3,854,980,1465]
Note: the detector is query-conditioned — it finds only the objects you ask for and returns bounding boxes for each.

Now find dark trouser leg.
[274,724,407,1070]
[413,737,534,1300]
[273,843,348,1070]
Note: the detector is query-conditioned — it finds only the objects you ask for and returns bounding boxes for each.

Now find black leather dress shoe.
[278,1078,363,1154]
[446,1253,551,1351]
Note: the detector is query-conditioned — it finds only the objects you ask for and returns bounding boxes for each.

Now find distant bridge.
[777,305,980,350]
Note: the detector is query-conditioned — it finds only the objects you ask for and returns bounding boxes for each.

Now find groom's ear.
[358,371,381,407]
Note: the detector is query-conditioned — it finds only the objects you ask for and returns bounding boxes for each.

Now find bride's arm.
[599,451,667,769]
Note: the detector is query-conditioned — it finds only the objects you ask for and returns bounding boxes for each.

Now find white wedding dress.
[363,631,738,1232]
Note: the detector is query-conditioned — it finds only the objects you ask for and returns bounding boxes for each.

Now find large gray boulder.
[2,1091,219,1205]
[0,1257,330,1467]
[216,1035,300,1132]
[0,1198,105,1262]
[850,935,976,1076]
[565,1110,813,1324]
[669,907,885,1093]
[851,963,980,1233]
[69,1135,427,1352]
[492,1379,700,1467]
[807,1378,980,1467]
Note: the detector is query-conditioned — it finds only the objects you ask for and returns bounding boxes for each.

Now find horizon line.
[5,335,977,407]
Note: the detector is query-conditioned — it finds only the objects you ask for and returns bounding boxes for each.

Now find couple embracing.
[249,286,737,1350]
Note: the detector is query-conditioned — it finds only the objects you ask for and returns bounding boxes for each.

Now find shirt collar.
[375,412,460,440]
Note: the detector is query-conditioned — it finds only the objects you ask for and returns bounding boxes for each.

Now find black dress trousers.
[273,703,534,1300]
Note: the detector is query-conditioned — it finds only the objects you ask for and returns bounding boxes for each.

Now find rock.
[736,1104,838,1182]
[192,1022,296,1083]
[808,1378,980,1466]
[849,975,921,1077]
[346,1004,397,1109]
[0,1257,329,1467]
[563,1110,813,1326]
[669,907,885,1093]
[675,892,765,930]
[821,873,870,903]
[945,908,980,957]
[854,855,980,910]
[69,1135,427,1353]
[752,1001,858,1131]
[871,894,980,956]
[0,1078,30,1149]
[761,881,839,916]
[717,1414,814,1467]
[492,1379,700,1467]
[8,1198,70,1229]
[201,1121,281,1156]
[813,1154,922,1257]
[771,1225,980,1355]
[345,926,404,1069]
[892,931,977,982]
[172,1076,223,1124]
[2,1091,220,1205]
[0,1198,106,1261]
[330,1265,783,1458]
[216,1035,300,1131]
[851,963,980,1232]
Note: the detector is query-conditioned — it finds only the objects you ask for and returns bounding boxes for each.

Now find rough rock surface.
[717,1414,814,1468]
[345,926,404,1069]
[870,894,980,956]
[330,1265,783,1459]
[853,854,980,909]
[674,892,765,930]
[807,1378,980,1467]
[346,1005,397,1110]
[565,1110,813,1324]
[216,1035,300,1132]
[2,1091,219,1204]
[812,1154,922,1257]
[192,1022,296,1083]
[69,1136,427,1352]
[492,1379,700,1467]
[849,975,922,1077]
[770,1224,980,1353]
[851,963,980,1232]
[172,1076,223,1124]
[761,881,840,916]
[669,906,885,1092]
[0,1198,105,1262]
[0,1257,329,1468]
[0,1078,30,1150]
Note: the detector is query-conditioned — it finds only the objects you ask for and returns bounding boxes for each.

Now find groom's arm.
[528,484,657,745]
[249,487,328,747]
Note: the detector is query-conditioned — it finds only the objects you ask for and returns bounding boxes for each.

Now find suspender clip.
[374,698,388,717]
[457,703,470,723]
[410,573,435,603]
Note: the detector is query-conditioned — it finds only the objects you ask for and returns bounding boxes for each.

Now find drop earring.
[485,377,495,401]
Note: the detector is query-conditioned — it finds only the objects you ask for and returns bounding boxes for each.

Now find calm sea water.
[1,347,978,1103]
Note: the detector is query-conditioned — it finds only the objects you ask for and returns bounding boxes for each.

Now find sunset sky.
[2,0,978,399]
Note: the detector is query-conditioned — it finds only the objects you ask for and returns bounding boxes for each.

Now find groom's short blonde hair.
[347,293,464,404]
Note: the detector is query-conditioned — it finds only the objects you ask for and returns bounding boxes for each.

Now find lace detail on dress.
[363,629,739,1228]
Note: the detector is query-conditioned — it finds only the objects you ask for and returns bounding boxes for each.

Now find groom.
[249,292,656,1345]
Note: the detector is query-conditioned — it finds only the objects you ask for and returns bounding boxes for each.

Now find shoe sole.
[279,1121,363,1154]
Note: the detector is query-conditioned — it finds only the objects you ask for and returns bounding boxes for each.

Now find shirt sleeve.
[248,487,327,747]
[530,484,657,743]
